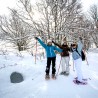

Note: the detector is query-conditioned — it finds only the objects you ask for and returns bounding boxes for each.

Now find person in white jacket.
[71,37,87,84]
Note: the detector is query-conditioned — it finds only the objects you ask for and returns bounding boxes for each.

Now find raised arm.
[77,40,83,52]
[52,41,63,49]
[54,46,63,53]
[35,37,46,48]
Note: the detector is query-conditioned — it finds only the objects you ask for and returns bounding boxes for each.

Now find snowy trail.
[0,51,98,98]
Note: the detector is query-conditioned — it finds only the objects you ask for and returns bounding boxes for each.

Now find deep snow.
[0,50,98,98]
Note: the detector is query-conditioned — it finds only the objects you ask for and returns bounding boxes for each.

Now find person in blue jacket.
[35,37,62,79]
[71,37,87,84]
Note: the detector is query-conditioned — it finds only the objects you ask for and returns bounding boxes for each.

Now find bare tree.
[1,0,91,49]
[15,0,83,42]
[89,4,98,48]
[0,9,32,51]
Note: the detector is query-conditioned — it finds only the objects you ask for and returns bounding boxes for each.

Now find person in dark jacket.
[52,40,70,75]
[35,37,63,79]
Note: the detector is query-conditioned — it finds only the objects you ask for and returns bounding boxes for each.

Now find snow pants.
[61,56,70,73]
[74,58,83,82]
[46,57,56,75]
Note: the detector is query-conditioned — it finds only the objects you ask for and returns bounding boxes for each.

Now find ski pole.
[73,60,75,71]
[35,40,37,64]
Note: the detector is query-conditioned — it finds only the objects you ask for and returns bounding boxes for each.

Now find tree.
[89,4,98,48]
[0,9,32,51]
[1,0,90,49]
[15,0,83,43]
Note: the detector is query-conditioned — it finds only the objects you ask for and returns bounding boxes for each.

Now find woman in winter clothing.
[52,41,70,75]
[71,37,87,84]
[35,37,62,79]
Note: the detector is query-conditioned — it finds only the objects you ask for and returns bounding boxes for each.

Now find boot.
[52,74,56,79]
[60,71,64,75]
[45,75,50,80]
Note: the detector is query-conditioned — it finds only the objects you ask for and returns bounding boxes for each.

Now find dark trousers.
[46,57,56,75]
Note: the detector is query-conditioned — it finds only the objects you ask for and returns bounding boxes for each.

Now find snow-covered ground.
[0,50,98,98]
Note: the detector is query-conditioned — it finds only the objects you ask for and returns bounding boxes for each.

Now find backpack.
[76,50,85,61]
[71,47,85,61]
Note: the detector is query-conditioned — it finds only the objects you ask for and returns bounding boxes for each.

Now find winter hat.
[47,39,52,43]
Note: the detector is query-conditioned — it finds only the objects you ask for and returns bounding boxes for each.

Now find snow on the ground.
[88,48,98,53]
[0,50,98,98]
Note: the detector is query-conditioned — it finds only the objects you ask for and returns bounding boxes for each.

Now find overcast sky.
[0,0,98,15]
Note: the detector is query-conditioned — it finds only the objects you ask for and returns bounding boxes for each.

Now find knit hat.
[47,39,52,43]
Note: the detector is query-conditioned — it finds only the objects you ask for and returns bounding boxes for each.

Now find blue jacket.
[37,38,62,58]
[72,41,83,60]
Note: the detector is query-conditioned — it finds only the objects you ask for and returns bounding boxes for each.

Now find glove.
[52,40,54,43]
[79,37,82,41]
[35,37,38,40]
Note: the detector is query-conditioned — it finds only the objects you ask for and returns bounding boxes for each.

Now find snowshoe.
[74,77,87,81]
[64,71,69,76]
[73,79,87,85]
[60,71,69,76]
[45,75,50,80]
[52,74,56,80]
[60,72,64,75]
